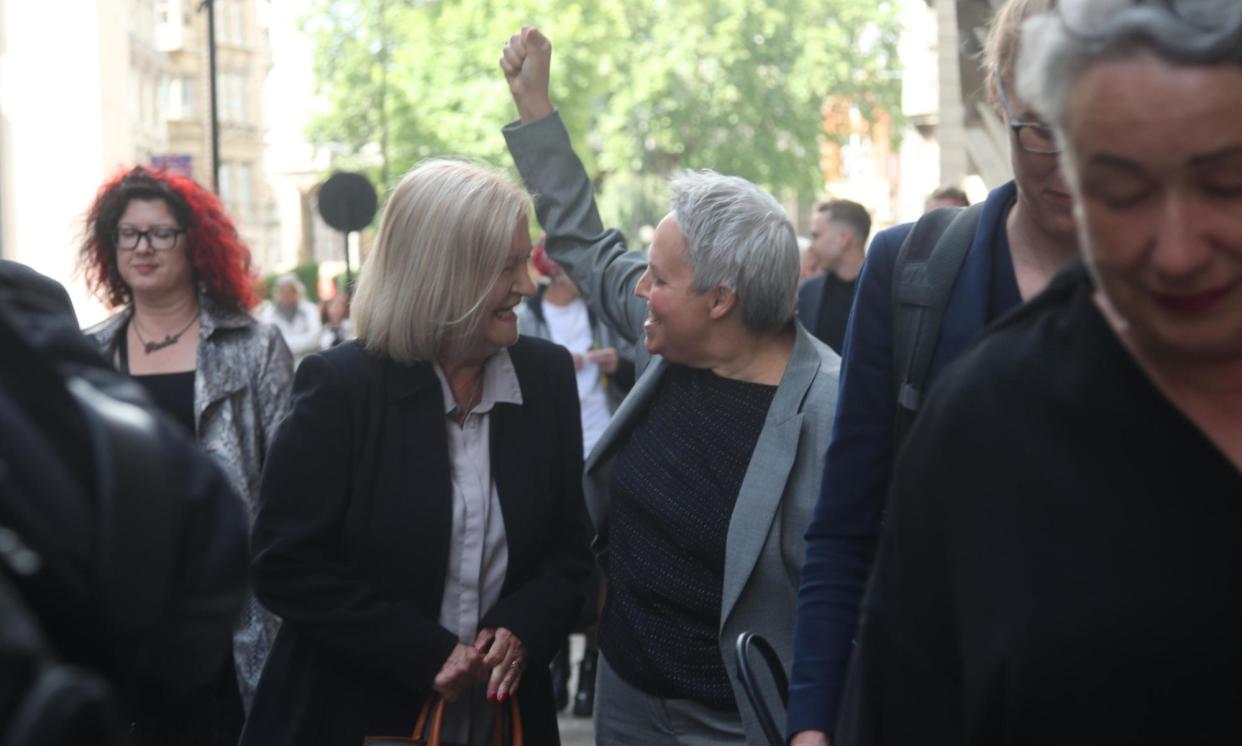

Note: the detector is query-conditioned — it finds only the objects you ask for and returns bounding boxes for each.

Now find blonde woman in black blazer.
[242,160,593,746]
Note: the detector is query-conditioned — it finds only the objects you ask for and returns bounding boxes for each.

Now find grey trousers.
[593,654,746,745]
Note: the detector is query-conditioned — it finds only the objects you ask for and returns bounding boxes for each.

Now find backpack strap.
[891,202,986,447]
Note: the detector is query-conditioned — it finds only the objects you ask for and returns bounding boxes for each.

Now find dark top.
[133,371,196,435]
[117,326,198,435]
[806,272,858,354]
[241,337,593,746]
[599,364,776,710]
[789,181,1022,737]
[838,262,1242,746]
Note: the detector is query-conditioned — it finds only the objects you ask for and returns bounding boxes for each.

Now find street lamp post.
[199,0,222,194]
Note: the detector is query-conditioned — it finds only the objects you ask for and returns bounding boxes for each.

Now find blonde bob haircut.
[352,158,531,364]
[983,0,1057,107]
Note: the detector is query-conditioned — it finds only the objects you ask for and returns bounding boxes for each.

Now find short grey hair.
[669,171,799,334]
[273,273,305,297]
[352,158,530,364]
[1018,0,1242,132]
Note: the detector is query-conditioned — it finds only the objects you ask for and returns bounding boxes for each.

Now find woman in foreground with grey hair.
[837,1,1242,743]
[501,26,840,746]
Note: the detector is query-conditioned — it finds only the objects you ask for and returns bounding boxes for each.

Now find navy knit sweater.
[599,364,776,710]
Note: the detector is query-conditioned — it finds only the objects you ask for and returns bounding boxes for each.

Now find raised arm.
[500,27,649,346]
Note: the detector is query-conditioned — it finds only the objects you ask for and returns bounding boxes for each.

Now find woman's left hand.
[474,626,526,702]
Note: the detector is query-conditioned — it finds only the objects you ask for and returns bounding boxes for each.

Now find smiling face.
[463,221,536,362]
[114,198,194,300]
[633,212,716,364]
[1064,55,1242,364]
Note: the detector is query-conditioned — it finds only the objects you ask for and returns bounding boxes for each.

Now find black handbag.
[734,631,791,746]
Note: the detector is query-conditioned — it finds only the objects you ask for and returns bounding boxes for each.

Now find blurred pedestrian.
[517,239,636,717]
[80,166,293,733]
[787,1,1081,743]
[502,28,841,745]
[258,273,322,367]
[923,184,970,211]
[839,1,1242,742]
[796,200,870,354]
[242,159,593,746]
[319,288,354,349]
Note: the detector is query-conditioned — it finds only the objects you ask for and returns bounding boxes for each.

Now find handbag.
[734,631,790,746]
[364,695,524,746]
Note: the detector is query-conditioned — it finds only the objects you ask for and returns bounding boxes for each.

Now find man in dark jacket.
[796,200,870,354]
[0,260,249,746]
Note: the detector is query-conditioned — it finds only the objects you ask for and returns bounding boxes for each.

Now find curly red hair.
[80,166,257,312]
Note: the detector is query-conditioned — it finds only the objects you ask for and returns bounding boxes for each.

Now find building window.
[219,161,235,207]
[236,162,254,222]
[161,75,195,118]
[220,0,246,45]
[237,162,253,208]
[219,73,247,123]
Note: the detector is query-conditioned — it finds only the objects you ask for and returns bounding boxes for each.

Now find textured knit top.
[599,363,777,710]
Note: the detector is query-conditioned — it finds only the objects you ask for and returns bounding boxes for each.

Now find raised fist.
[500,26,554,123]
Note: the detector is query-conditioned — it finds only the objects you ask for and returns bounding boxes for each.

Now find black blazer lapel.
[363,360,455,615]
[489,395,539,596]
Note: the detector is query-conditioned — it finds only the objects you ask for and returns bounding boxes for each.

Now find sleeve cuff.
[786,683,839,740]
[502,109,569,173]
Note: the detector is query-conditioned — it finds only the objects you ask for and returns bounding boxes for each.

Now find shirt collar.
[433,347,523,417]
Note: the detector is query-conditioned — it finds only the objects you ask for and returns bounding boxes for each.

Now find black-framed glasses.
[993,65,1060,155]
[115,226,185,251]
[1059,0,1240,38]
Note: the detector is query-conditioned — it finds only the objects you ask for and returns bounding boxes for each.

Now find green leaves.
[306,0,900,236]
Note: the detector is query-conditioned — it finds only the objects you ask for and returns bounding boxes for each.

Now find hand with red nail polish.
[476,626,526,703]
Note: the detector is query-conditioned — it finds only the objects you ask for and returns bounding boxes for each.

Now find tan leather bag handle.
[400,695,523,746]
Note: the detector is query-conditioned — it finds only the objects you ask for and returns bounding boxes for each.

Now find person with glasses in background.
[81,166,293,744]
[836,0,1242,743]
[787,1,1081,744]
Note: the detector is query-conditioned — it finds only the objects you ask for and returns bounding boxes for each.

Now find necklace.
[132,312,198,354]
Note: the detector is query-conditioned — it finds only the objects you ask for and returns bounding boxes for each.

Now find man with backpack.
[786,1,1080,743]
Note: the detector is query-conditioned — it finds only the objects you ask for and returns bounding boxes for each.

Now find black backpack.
[0,298,184,746]
[0,567,122,746]
[890,202,985,447]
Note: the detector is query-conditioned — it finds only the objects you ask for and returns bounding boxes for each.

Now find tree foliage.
[304,0,901,235]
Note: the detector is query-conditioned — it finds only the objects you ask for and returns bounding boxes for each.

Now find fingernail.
[487,692,496,703]
[498,691,508,702]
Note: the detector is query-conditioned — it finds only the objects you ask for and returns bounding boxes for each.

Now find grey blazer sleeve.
[503,113,649,346]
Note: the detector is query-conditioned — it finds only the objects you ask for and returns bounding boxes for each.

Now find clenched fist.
[500,26,554,124]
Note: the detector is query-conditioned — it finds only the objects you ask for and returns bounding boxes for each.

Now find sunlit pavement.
[555,633,594,745]
[557,712,595,745]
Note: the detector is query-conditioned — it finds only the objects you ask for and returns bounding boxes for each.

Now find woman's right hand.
[432,643,490,702]
[500,26,554,124]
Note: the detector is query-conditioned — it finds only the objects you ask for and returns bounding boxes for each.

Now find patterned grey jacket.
[85,292,294,708]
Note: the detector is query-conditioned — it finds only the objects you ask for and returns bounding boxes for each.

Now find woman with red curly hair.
[81,165,293,745]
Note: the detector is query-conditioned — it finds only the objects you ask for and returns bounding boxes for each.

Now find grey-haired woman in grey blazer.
[501,28,840,746]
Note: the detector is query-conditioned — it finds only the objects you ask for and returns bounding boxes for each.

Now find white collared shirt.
[431,348,522,646]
